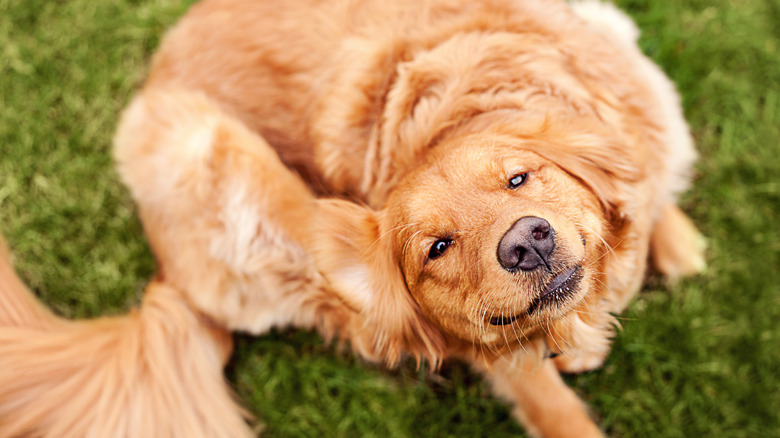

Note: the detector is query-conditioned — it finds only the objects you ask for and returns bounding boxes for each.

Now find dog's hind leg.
[114,89,327,334]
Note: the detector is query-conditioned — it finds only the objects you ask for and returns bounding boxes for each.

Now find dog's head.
[385,137,599,345]
[315,120,640,355]
[312,27,652,358]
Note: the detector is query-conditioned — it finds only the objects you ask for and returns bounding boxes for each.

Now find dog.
[0,0,705,436]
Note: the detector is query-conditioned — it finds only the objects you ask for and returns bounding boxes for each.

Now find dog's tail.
[0,236,253,438]
[0,233,60,329]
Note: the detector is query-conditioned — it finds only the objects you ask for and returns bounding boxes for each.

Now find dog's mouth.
[489,265,583,326]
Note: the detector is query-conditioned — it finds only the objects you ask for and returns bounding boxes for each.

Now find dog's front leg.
[477,343,604,438]
[114,88,328,334]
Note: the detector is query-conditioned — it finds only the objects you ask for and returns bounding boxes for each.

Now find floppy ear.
[312,199,446,367]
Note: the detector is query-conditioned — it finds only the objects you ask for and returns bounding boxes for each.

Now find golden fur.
[0,237,252,437]
[0,0,706,436]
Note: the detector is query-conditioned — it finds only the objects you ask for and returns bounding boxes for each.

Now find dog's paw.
[553,348,609,374]
[650,203,707,282]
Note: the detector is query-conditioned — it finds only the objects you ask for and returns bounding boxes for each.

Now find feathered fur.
[0,0,705,437]
[0,238,252,437]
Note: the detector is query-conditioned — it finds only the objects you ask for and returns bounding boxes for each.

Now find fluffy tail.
[0,234,60,329]
[0,237,254,438]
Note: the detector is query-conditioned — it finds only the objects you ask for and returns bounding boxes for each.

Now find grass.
[1,0,778,436]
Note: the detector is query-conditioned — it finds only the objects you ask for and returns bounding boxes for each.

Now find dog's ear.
[312,199,446,367]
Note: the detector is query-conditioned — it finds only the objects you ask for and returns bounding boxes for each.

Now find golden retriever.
[0,0,706,436]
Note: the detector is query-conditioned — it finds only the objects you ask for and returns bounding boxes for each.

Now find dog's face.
[315,126,635,359]
[381,133,608,347]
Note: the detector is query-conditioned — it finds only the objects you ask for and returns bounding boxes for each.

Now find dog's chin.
[487,265,585,327]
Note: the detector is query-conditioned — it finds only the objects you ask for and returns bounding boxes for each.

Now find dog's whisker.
[574,220,624,268]
[547,318,575,354]
[362,222,420,256]
[402,229,424,258]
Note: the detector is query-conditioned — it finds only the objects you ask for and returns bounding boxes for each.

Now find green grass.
[1,0,778,436]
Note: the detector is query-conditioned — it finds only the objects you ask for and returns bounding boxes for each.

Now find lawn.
[1,0,778,436]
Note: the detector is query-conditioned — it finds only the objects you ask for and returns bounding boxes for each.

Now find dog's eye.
[507,172,529,189]
[428,239,452,260]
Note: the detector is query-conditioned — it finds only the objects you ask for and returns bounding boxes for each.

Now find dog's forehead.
[440,144,496,168]
[390,141,549,228]
[420,143,496,184]
[431,138,546,173]
[394,147,501,224]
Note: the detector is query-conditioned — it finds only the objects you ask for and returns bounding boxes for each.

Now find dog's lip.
[527,265,583,315]
[540,266,580,299]
[488,265,583,326]
[488,314,521,326]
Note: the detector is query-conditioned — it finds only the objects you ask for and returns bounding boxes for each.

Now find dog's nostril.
[531,225,549,241]
[514,246,527,262]
[497,216,556,272]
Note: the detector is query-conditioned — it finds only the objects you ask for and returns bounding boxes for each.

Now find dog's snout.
[497,216,555,271]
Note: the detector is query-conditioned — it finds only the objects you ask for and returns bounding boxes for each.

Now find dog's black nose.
[497,216,555,271]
